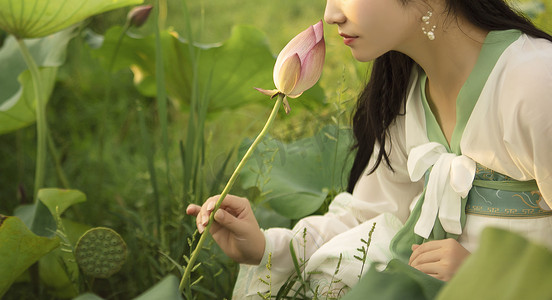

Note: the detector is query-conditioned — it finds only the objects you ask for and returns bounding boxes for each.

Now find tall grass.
[0,0,360,298]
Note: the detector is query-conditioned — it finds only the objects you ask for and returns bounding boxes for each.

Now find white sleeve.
[233,115,423,298]
[499,37,552,206]
[461,35,552,207]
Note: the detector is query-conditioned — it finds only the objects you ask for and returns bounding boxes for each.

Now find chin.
[351,48,388,62]
[351,52,377,62]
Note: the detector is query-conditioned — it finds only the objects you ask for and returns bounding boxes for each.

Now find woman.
[187,0,552,297]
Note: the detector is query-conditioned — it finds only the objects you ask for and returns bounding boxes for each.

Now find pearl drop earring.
[421,11,436,40]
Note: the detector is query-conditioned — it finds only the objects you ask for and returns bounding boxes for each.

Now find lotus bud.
[256,20,325,113]
[127,5,153,28]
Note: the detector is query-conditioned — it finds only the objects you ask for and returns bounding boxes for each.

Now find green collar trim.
[420,30,522,155]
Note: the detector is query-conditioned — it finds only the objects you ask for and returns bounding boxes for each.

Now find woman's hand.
[408,238,470,281]
[186,195,265,265]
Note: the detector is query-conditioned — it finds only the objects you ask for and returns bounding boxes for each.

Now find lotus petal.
[289,38,325,97]
[276,53,301,95]
[273,24,318,83]
[312,20,324,43]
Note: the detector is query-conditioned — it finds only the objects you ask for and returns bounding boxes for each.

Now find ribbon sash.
[407,142,476,239]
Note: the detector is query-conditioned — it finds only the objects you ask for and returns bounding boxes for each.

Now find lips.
[339,32,358,45]
[339,33,357,38]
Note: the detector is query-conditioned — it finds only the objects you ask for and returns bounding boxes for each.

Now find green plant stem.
[47,131,70,188]
[154,0,169,247]
[17,38,47,199]
[179,94,284,293]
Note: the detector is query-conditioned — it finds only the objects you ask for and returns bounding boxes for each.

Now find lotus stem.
[17,38,47,199]
[179,93,284,293]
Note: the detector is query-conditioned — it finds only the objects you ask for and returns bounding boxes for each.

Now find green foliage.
[0,0,143,38]
[35,189,88,297]
[93,25,325,112]
[342,259,444,300]
[354,222,376,281]
[74,293,105,300]
[14,199,57,238]
[514,0,552,34]
[134,275,184,300]
[73,275,184,300]
[13,188,86,238]
[240,125,353,219]
[436,227,552,300]
[0,28,73,135]
[344,228,552,300]
[38,188,87,216]
[0,216,59,297]
[39,218,91,298]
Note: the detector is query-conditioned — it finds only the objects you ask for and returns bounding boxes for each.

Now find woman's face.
[324,0,421,61]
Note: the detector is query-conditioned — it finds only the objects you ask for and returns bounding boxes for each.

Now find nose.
[324,0,346,25]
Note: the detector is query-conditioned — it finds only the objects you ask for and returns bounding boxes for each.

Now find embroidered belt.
[466,165,552,218]
[466,187,552,218]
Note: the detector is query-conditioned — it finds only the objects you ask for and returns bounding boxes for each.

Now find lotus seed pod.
[75,227,128,278]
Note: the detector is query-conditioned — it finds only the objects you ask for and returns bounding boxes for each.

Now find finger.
[196,197,221,230]
[427,273,442,280]
[416,240,444,252]
[186,204,201,216]
[217,195,250,214]
[409,240,443,264]
[200,195,235,224]
[185,204,208,233]
[212,208,251,237]
[410,249,442,267]
[198,195,252,233]
[412,261,443,277]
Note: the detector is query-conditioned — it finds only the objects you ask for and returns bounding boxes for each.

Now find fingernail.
[202,214,209,226]
[215,209,224,221]
[198,223,204,234]
[207,202,214,212]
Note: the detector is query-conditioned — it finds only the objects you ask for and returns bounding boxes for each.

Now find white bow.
[407,142,476,239]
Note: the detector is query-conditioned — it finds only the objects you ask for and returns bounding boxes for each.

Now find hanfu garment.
[232,30,552,299]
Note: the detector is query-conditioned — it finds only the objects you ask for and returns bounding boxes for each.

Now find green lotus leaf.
[39,218,91,298]
[93,25,325,112]
[133,275,183,300]
[14,188,86,238]
[74,293,105,300]
[0,216,60,297]
[343,228,552,300]
[239,125,353,219]
[73,275,183,300]
[436,227,552,300]
[37,188,87,217]
[0,0,143,38]
[0,28,74,135]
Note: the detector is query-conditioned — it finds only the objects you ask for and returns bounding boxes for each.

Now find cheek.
[344,1,378,27]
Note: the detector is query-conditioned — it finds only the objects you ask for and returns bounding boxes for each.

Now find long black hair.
[347,0,552,193]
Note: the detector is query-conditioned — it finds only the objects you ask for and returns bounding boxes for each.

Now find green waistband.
[466,164,550,218]
[472,179,539,192]
[466,186,551,218]
[472,163,539,191]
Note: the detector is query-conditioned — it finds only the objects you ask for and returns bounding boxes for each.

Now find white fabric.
[407,142,476,238]
[232,33,552,299]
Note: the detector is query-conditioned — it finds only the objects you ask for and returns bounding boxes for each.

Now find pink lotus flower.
[256,20,325,113]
